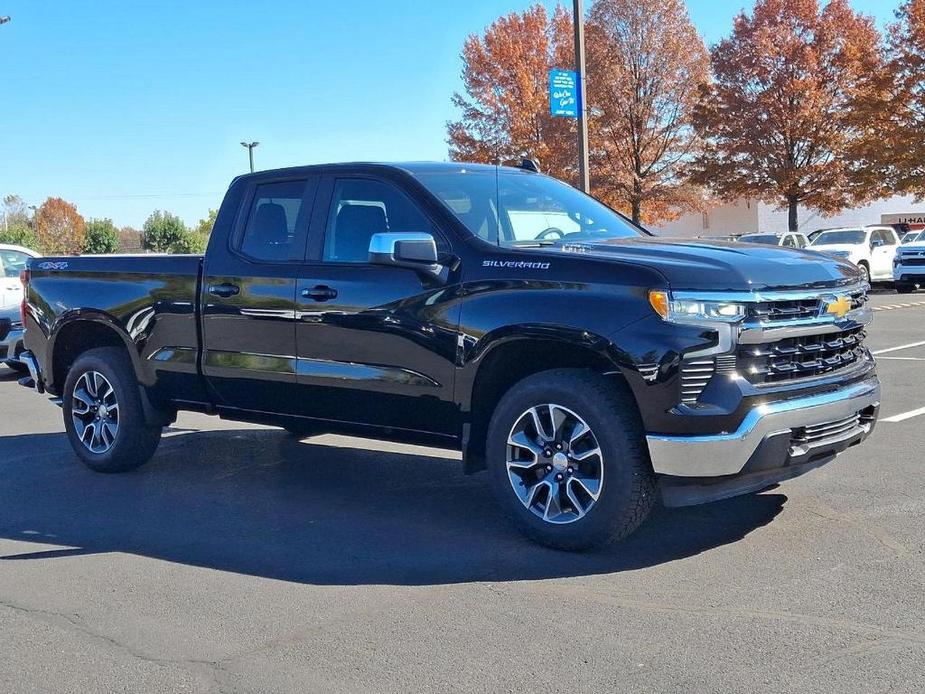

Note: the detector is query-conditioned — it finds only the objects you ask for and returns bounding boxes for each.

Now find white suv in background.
[0,244,40,308]
[810,226,901,283]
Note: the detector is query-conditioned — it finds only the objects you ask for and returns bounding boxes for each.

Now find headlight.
[648,290,746,323]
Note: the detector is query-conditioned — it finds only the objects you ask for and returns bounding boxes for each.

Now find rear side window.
[323,179,437,263]
[238,180,308,261]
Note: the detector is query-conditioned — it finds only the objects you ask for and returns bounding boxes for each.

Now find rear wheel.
[63,347,162,473]
[487,369,656,550]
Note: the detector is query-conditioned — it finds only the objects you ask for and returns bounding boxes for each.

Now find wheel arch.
[459,328,637,473]
[48,313,145,395]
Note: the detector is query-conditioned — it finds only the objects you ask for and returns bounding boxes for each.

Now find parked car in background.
[738,232,810,249]
[901,230,924,244]
[810,226,901,283]
[0,304,26,373]
[0,244,41,308]
[893,237,925,293]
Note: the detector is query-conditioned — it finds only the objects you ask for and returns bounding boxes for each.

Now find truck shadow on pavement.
[0,429,785,586]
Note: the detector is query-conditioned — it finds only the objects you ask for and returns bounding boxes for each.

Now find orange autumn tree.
[878,0,925,197]
[693,0,882,231]
[36,197,85,255]
[447,5,576,182]
[586,0,709,225]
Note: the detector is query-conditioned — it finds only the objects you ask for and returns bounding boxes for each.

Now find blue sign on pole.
[549,69,578,118]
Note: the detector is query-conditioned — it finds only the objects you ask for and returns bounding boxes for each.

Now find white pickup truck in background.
[810,226,901,285]
[0,244,40,309]
[893,239,925,293]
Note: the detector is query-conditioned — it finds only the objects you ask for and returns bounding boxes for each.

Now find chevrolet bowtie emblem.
[824,295,852,318]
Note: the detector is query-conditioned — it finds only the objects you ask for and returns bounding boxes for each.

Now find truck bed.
[26,254,204,398]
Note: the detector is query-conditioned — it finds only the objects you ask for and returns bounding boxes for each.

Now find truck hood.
[809,243,863,256]
[538,237,861,291]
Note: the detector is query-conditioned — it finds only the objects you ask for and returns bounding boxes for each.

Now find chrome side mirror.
[369,232,443,280]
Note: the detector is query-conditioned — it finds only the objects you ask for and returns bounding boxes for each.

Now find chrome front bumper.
[647,375,880,477]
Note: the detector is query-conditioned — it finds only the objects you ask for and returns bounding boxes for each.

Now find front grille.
[900,257,925,267]
[748,287,867,324]
[791,413,862,446]
[749,299,820,322]
[739,327,867,383]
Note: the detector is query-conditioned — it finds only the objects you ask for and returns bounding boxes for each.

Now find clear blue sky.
[0,0,899,228]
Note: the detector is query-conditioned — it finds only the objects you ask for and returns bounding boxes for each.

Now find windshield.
[811,229,866,246]
[412,168,642,246]
[903,231,921,243]
[739,234,780,244]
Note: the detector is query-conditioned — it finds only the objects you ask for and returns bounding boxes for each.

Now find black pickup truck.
[20,162,880,549]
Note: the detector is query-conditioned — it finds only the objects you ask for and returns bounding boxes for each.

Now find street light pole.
[573,0,590,193]
[240,141,259,173]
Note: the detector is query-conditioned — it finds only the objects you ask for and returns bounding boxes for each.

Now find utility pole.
[240,141,259,173]
[573,0,590,193]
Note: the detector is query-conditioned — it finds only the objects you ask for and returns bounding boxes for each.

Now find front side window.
[238,180,308,261]
[323,179,436,263]
[413,168,642,247]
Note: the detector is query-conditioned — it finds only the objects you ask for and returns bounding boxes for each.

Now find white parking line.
[871,340,925,355]
[882,406,925,423]
[876,356,925,361]
[871,300,925,312]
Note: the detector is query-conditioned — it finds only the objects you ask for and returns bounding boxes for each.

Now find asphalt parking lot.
[0,289,923,694]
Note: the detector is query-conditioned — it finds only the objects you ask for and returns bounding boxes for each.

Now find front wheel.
[487,369,656,550]
[63,347,162,473]
[857,262,871,284]
[896,282,916,294]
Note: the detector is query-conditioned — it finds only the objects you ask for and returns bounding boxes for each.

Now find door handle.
[208,282,240,298]
[301,285,338,302]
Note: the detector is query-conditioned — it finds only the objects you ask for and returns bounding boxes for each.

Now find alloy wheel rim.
[71,371,119,454]
[506,403,603,524]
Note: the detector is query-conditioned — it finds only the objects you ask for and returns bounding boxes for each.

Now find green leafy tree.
[82,218,120,254]
[193,209,218,237]
[142,210,187,252]
[171,230,208,254]
[0,224,39,249]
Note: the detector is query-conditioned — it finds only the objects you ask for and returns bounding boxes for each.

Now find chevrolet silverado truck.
[893,238,925,293]
[20,162,880,549]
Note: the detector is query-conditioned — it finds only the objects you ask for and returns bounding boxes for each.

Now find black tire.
[857,261,870,284]
[487,369,656,551]
[63,347,162,473]
[895,282,916,294]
